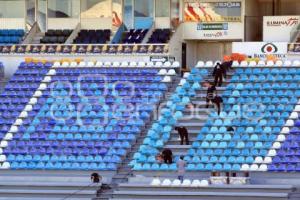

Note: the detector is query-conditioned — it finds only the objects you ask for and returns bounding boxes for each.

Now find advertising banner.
[288,43,300,54]
[183,22,243,40]
[263,16,300,42]
[184,1,242,22]
[0,44,169,55]
[232,42,288,58]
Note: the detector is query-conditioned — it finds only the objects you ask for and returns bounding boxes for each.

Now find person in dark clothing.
[221,60,233,71]
[213,62,226,87]
[175,126,189,145]
[227,126,235,132]
[91,173,101,183]
[204,82,216,108]
[212,96,223,115]
[162,148,173,164]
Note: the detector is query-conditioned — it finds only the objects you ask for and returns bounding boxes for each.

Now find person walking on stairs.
[204,82,216,108]
[162,148,173,164]
[177,156,186,182]
[213,62,226,87]
[175,126,189,145]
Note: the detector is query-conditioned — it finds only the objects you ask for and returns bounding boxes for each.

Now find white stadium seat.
[112,62,120,67]
[200,180,209,186]
[277,134,286,142]
[264,157,272,164]
[164,61,171,67]
[146,62,154,67]
[78,61,86,67]
[10,126,18,133]
[267,149,277,157]
[259,164,268,171]
[181,179,192,186]
[53,61,61,67]
[104,61,111,67]
[293,60,300,66]
[240,61,248,67]
[0,141,8,148]
[19,111,28,118]
[87,61,95,67]
[29,98,37,105]
[272,142,281,149]
[281,127,289,134]
[275,60,283,66]
[129,62,137,67]
[179,79,187,86]
[254,156,263,163]
[1,162,10,169]
[138,61,146,67]
[4,133,13,140]
[232,61,239,67]
[43,76,51,83]
[285,119,294,126]
[47,69,56,76]
[161,179,172,186]
[283,60,292,67]
[167,69,176,76]
[15,119,23,126]
[250,164,259,171]
[33,91,42,97]
[171,179,181,186]
[161,76,172,83]
[158,69,167,75]
[205,61,213,67]
[183,72,190,78]
[295,105,300,112]
[150,178,161,186]
[38,83,47,91]
[120,61,128,67]
[248,61,256,67]
[155,62,163,67]
[24,105,33,112]
[95,61,103,67]
[61,62,69,67]
[266,60,274,66]
[70,61,77,67]
[257,60,265,66]
[196,61,205,68]
[0,155,6,162]
[241,164,250,171]
[172,61,180,68]
[290,112,298,119]
[191,180,201,187]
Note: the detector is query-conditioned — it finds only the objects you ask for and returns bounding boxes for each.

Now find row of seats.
[52,61,180,68]
[40,29,72,44]
[0,29,24,44]
[148,29,171,43]
[73,29,111,44]
[196,60,300,68]
[121,29,148,44]
[151,178,209,187]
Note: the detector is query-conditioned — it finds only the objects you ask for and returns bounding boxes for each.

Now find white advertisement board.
[232,42,288,58]
[263,16,300,42]
[183,22,244,40]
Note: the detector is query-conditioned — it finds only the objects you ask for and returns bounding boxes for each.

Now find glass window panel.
[48,0,80,18]
[26,0,35,26]
[124,0,133,29]
[171,0,179,28]
[0,0,25,18]
[155,0,170,17]
[81,0,112,18]
[134,0,153,17]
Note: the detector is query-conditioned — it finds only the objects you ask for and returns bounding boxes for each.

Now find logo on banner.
[261,43,278,53]
[267,17,299,26]
[203,31,228,38]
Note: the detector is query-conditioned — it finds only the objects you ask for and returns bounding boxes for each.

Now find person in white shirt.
[176,156,186,182]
